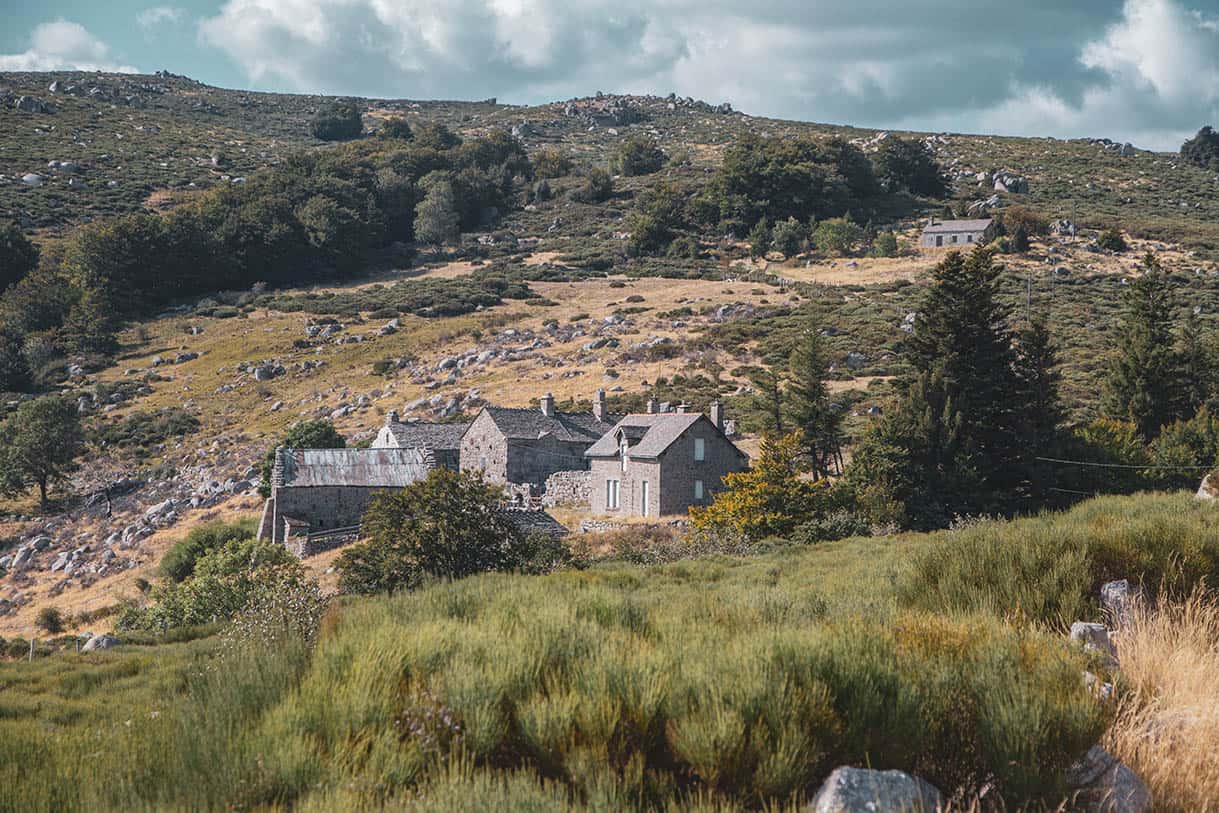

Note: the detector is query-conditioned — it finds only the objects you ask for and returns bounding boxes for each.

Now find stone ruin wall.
[542,470,592,508]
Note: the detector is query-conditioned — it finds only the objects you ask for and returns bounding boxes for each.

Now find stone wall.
[460,411,510,483]
[266,485,399,544]
[288,528,361,558]
[542,470,592,508]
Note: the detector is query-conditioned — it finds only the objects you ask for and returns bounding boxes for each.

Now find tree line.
[0,123,533,395]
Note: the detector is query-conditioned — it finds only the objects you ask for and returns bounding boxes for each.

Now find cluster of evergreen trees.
[0,124,535,394]
[742,247,1219,532]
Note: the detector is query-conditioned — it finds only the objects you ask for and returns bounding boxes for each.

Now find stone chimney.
[540,392,555,417]
[676,403,689,414]
[646,397,660,414]
[710,400,724,431]
[387,410,400,425]
[592,388,606,422]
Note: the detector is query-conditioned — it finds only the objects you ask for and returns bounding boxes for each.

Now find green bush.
[159,518,258,583]
[613,136,666,176]
[130,537,305,631]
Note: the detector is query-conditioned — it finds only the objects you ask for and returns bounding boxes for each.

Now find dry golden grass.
[1105,588,1219,811]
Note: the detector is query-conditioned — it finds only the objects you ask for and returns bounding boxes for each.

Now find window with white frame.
[694,437,705,461]
[606,479,620,509]
[694,479,704,500]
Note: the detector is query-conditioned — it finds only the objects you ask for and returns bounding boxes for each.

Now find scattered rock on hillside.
[1066,746,1151,813]
[808,767,944,813]
[1100,579,1137,627]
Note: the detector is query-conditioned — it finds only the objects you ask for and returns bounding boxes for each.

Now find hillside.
[2,70,1219,636]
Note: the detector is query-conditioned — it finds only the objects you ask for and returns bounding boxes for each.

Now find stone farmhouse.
[460,391,619,489]
[256,447,435,552]
[373,412,469,470]
[586,401,748,517]
[256,390,751,555]
[920,217,995,249]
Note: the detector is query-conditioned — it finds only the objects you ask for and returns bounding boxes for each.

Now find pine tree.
[748,367,785,434]
[1102,253,1186,439]
[1014,316,1065,501]
[786,327,843,476]
[850,246,1030,524]
[1177,307,1214,413]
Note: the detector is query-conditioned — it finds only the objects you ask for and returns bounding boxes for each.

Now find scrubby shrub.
[614,136,666,176]
[378,117,413,140]
[1097,227,1129,252]
[771,216,807,257]
[571,168,613,203]
[789,510,872,544]
[93,408,200,452]
[531,149,573,179]
[159,518,258,583]
[310,100,363,141]
[35,606,64,634]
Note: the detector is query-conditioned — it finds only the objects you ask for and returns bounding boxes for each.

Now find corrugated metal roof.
[922,218,992,234]
[281,448,434,488]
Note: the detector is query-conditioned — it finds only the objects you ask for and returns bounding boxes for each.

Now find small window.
[694,438,705,461]
[951,235,958,244]
[694,480,704,500]
[966,234,973,242]
[606,479,620,509]
[479,455,488,470]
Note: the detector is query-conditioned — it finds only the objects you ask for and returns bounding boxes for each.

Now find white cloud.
[0,20,139,73]
[964,0,1219,149]
[137,7,186,32]
[196,0,1219,149]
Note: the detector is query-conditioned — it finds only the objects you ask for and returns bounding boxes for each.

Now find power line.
[1035,456,1215,471]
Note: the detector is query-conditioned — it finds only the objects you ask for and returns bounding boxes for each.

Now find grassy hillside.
[3,492,1217,810]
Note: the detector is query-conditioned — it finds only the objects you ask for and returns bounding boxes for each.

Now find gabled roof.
[922,218,993,234]
[480,406,619,444]
[586,413,744,461]
[280,448,434,488]
[384,420,470,451]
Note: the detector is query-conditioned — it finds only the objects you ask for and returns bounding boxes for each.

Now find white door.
[640,481,650,516]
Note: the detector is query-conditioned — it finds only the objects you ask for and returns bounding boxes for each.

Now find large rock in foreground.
[809,767,943,812]
[1067,746,1151,812]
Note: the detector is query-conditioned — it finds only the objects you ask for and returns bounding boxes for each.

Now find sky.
[3,0,1219,151]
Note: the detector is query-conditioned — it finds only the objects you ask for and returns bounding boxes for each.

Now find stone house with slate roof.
[373,411,470,470]
[920,217,995,248]
[461,390,620,488]
[257,447,435,545]
[586,401,748,517]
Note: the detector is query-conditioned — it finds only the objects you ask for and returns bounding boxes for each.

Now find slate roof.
[384,420,470,451]
[586,413,719,460]
[481,406,619,444]
[922,218,992,234]
[280,448,434,488]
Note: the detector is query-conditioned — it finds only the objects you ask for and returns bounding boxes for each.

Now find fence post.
[28,638,35,662]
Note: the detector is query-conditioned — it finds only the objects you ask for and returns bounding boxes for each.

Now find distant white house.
[920,218,995,249]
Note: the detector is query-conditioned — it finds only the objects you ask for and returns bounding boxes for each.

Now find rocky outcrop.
[808,767,944,812]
